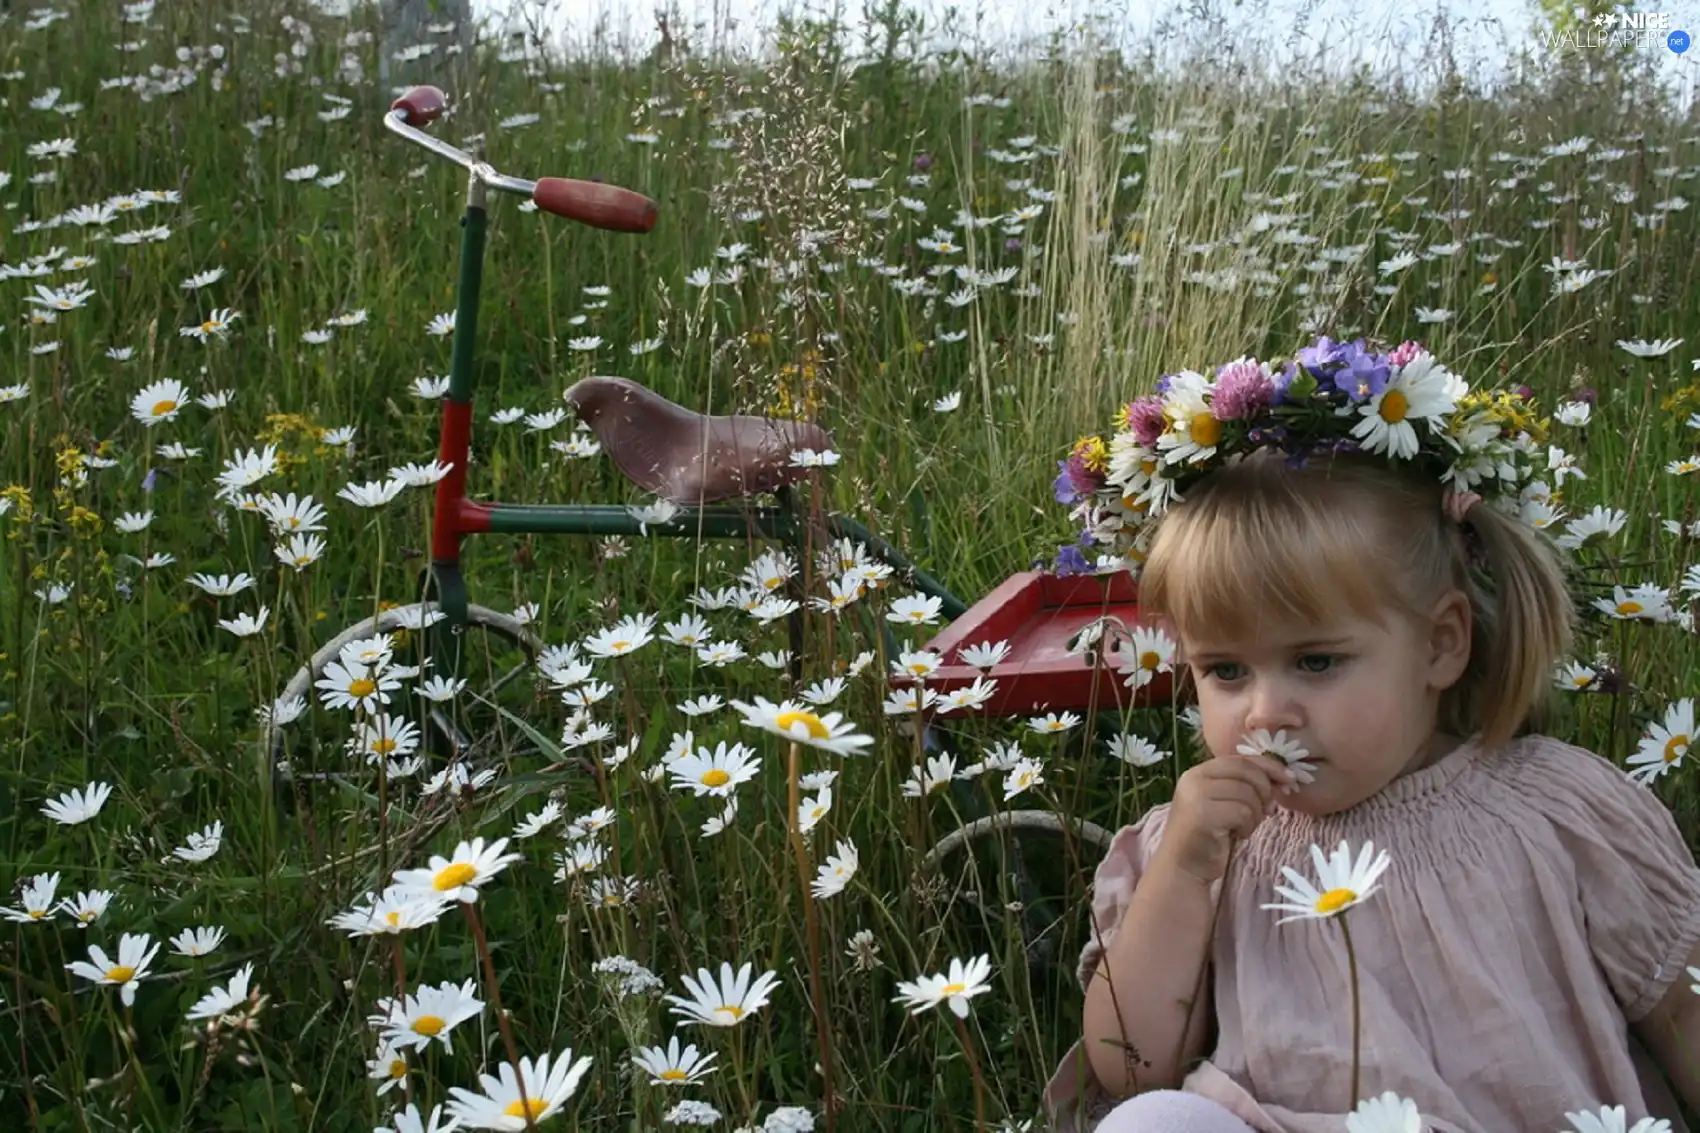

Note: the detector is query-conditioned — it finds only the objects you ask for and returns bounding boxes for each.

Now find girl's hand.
[1156,754,1297,886]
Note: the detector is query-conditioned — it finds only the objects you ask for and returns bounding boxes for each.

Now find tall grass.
[1,0,1699,1128]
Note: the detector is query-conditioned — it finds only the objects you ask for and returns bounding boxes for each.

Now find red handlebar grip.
[533,178,658,233]
[391,86,446,126]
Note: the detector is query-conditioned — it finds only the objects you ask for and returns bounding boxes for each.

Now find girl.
[1043,347,1700,1133]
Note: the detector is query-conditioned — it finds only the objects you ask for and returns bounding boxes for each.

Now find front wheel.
[264,603,544,779]
[924,810,1115,971]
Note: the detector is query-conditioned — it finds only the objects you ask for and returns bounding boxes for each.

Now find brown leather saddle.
[563,376,832,505]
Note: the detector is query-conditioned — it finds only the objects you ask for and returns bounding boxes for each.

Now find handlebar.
[386,86,658,234]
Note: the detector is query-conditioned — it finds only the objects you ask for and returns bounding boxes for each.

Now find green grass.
[2,0,1700,1128]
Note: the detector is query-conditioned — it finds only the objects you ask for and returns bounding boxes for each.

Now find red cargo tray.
[900,569,1182,718]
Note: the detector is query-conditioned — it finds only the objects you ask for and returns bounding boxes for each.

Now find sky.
[471,0,1700,98]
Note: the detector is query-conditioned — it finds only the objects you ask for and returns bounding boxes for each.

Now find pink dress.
[1044,734,1700,1133]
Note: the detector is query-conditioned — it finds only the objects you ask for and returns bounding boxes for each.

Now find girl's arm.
[1081,844,1218,1097]
[1634,942,1700,1115]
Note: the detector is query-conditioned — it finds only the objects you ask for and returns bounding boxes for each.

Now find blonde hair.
[1137,450,1575,751]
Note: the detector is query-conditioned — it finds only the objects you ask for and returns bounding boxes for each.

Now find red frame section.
[430,399,491,561]
[905,570,1188,718]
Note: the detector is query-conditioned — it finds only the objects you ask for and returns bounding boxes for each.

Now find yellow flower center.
[150,399,177,417]
[371,737,398,754]
[660,1068,689,1081]
[1571,675,1592,688]
[295,555,313,565]
[1314,888,1357,914]
[1188,412,1221,447]
[1665,735,1688,764]
[941,981,966,996]
[611,640,629,651]
[503,1099,547,1120]
[201,320,217,334]
[1139,650,1161,670]
[411,1015,446,1036]
[29,909,45,919]
[105,965,136,983]
[1380,389,1410,423]
[716,1004,745,1020]
[701,769,732,787]
[775,710,829,739]
[907,662,928,674]
[384,911,402,926]
[433,863,478,891]
[603,893,623,905]
[1616,601,1644,616]
[388,1059,406,1079]
[348,678,377,698]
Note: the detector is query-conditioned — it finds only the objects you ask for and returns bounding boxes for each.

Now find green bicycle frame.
[420,174,966,678]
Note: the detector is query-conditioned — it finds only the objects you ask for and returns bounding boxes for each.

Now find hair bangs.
[1139,462,1412,649]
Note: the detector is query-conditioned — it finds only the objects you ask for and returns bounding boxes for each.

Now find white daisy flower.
[1350,351,1464,460]
[729,697,873,756]
[374,978,484,1054]
[892,954,992,1018]
[170,925,226,956]
[1616,338,1682,358]
[1236,727,1317,786]
[1627,698,1693,786]
[664,961,781,1028]
[1261,840,1392,923]
[632,1035,719,1085]
[811,839,859,898]
[1562,1105,1672,1133]
[444,1048,594,1130]
[392,837,522,903]
[130,377,189,426]
[1346,1091,1424,1133]
[185,962,256,1021]
[42,781,113,826]
[66,932,160,1005]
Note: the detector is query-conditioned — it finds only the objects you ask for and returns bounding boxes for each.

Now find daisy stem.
[113,999,163,1126]
[951,1010,990,1132]
[12,926,39,1129]
[390,935,413,1107]
[729,1025,754,1119]
[376,753,390,883]
[462,901,539,1133]
[786,740,839,1133]
[1339,916,1361,1109]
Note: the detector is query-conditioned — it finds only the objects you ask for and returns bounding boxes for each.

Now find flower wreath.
[1052,335,1575,580]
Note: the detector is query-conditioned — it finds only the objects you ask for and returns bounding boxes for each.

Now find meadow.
[2,0,1700,1129]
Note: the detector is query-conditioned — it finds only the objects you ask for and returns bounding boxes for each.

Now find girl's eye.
[1297,653,1339,674]
[1202,662,1244,682]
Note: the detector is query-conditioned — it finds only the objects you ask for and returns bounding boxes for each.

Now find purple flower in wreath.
[1329,339,1390,404]
[1297,335,1348,376]
[1053,461,1083,505]
[1054,542,1092,577]
[1211,358,1274,420]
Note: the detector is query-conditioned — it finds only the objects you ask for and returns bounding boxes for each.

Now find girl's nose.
[1244,679,1303,732]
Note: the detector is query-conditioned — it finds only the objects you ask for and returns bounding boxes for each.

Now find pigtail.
[1444,503,1577,751]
